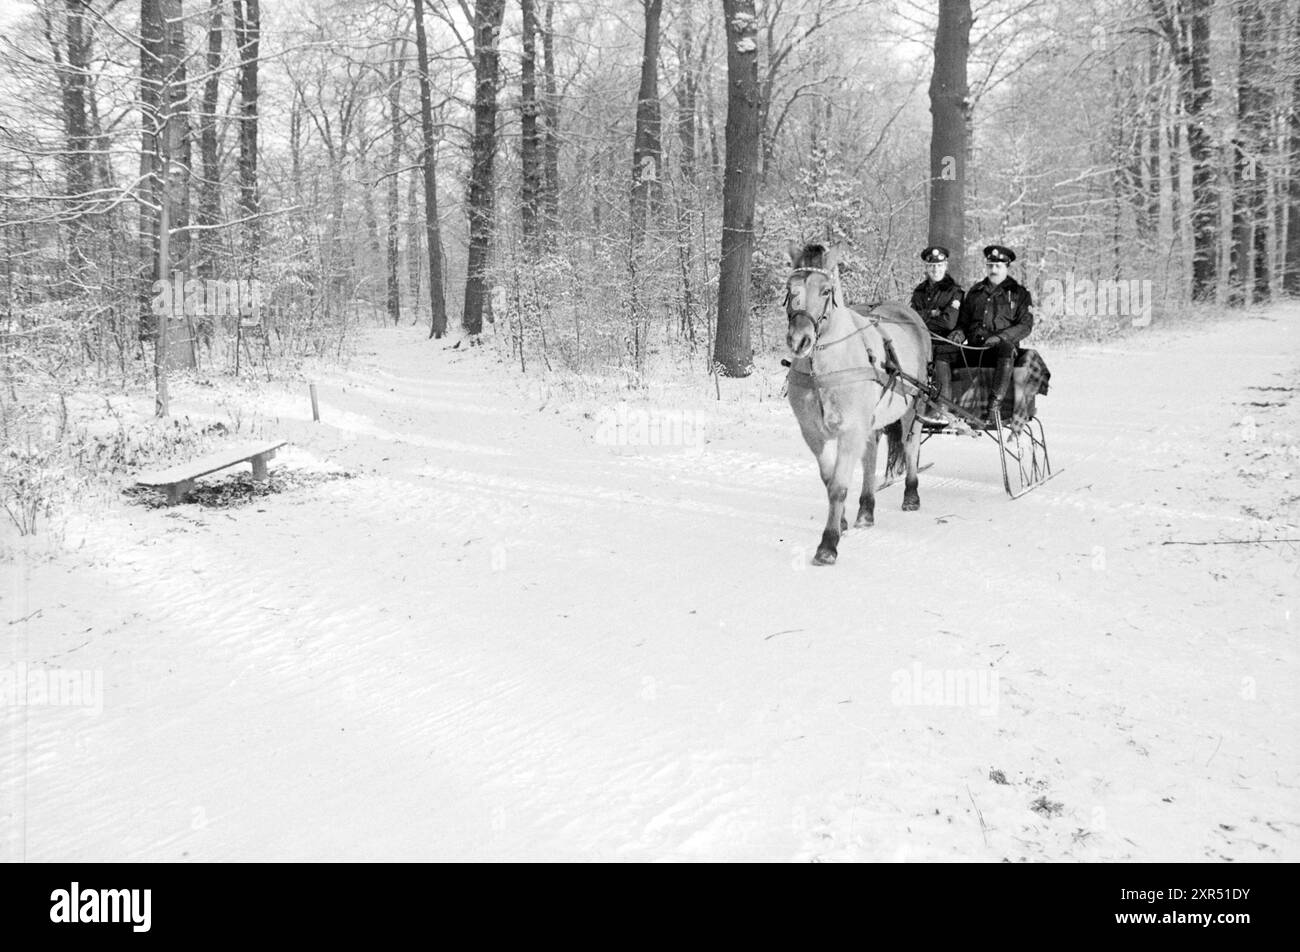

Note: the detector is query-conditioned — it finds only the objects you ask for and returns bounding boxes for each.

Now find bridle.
[785,267,879,353]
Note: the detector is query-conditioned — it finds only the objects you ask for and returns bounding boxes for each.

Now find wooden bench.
[136,440,287,505]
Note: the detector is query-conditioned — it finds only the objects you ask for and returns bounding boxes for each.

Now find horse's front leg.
[815,429,867,566]
[902,410,922,512]
[856,430,878,528]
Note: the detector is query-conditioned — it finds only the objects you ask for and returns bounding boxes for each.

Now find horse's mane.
[792,243,831,270]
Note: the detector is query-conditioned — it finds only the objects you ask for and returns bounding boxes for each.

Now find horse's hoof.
[902,494,920,512]
[854,515,874,528]
[812,549,837,566]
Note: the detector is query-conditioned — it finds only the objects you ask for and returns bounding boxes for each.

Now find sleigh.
[915,347,1061,499]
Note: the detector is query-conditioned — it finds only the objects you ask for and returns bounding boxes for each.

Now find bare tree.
[48,0,96,277]
[386,38,406,326]
[520,0,543,246]
[715,0,759,378]
[1232,0,1269,303]
[541,0,560,234]
[413,0,449,337]
[630,0,663,248]
[928,0,971,284]
[140,0,165,405]
[1285,3,1300,293]
[196,0,223,282]
[232,0,261,269]
[463,0,506,336]
[1152,0,1215,299]
[672,0,701,344]
[756,0,851,182]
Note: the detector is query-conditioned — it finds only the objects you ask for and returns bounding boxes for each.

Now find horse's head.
[784,241,841,359]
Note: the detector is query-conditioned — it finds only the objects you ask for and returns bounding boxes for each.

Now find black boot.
[933,360,953,406]
[987,358,1014,420]
[921,361,954,425]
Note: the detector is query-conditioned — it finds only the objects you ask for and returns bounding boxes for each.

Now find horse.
[784,242,931,566]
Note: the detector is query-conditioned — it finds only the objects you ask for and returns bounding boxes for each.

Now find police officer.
[910,246,963,424]
[954,244,1033,420]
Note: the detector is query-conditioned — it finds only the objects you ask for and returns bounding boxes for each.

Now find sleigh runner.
[915,347,1060,499]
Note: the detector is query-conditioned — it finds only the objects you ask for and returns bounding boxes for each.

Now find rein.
[814,315,879,352]
[787,308,908,399]
[929,331,1001,375]
[786,365,881,389]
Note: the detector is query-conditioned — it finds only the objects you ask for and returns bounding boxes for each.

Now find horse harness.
[783,282,907,398]
[784,334,907,397]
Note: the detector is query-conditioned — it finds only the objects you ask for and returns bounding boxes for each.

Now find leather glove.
[985,334,1002,348]
[950,329,966,345]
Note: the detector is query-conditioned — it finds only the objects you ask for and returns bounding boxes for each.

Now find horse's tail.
[884,420,904,480]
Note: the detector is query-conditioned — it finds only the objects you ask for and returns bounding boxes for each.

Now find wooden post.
[309,382,319,421]
[166,479,192,506]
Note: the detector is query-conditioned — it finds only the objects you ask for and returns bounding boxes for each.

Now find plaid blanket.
[949,348,1051,429]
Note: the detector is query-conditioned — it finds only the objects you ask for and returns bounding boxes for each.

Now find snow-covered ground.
[3,304,1297,862]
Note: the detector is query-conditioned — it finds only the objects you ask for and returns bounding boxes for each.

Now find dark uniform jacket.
[909,275,963,337]
[957,276,1034,347]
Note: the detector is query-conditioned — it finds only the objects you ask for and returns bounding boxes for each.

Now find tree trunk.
[59,2,95,239]
[162,0,193,368]
[714,0,759,378]
[85,36,112,194]
[1286,9,1300,292]
[1157,70,1175,279]
[1232,0,1268,303]
[676,6,697,189]
[42,0,97,299]
[139,0,163,343]
[197,0,223,281]
[145,0,189,408]
[520,0,542,247]
[1153,0,1211,300]
[928,0,971,285]
[386,42,406,325]
[462,0,506,336]
[1144,34,1161,237]
[541,1,560,234]
[674,6,699,343]
[232,0,260,270]
[408,165,423,313]
[413,0,449,337]
[361,154,384,296]
[1186,0,1215,299]
[630,0,663,248]
[289,86,302,209]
